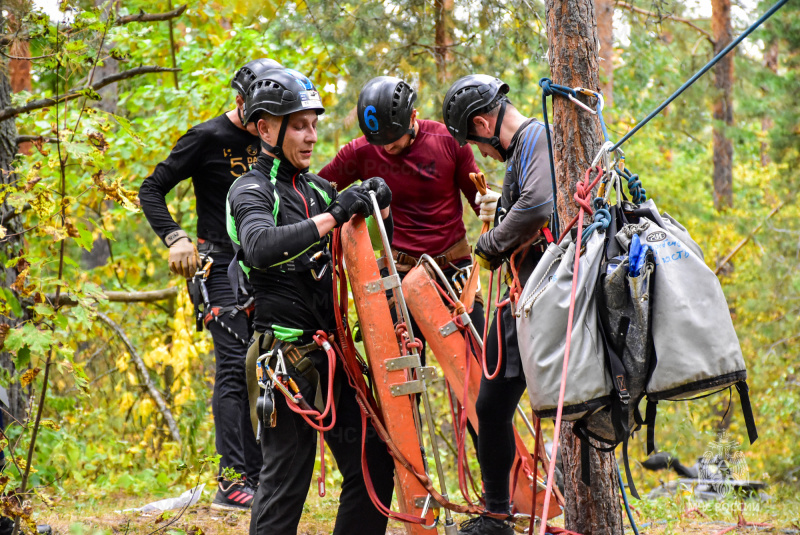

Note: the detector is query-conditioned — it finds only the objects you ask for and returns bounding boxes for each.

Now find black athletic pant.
[203,250,261,482]
[475,304,527,514]
[250,348,395,535]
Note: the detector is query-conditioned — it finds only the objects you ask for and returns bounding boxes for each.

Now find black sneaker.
[458,515,514,535]
[211,479,255,511]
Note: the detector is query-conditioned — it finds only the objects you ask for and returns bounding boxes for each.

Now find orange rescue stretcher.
[339,191,562,533]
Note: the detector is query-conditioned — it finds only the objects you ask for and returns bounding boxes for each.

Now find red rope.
[538,166,603,535]
[480,267,508,380]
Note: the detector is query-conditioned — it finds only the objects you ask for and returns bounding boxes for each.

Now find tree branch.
[95,311,182,445]
[46,286,180,307]
[16,135,58,144]
[714,198,791,275]
[0,5,188,46]
[0,66,180,122]
[615,1,715,45]
[115,4,187,25]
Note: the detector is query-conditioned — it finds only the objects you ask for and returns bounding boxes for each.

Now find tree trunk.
[760,41,778,167]
[0,48,29,422]
[434,0,454,83]
[544,0,623,533]
[595,0,614,108]
[8,14,32,156]
[712,0,733,210]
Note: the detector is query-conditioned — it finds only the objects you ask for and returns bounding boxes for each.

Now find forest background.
[0,0,798,533]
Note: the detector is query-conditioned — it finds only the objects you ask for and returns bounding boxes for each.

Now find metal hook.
[591,140,616,169]
[575,87,605,114]
[567,93,597,115]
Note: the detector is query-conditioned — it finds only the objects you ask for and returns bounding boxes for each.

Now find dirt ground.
[33,491,799,535]
[38,503,410,535]
[36,506,798,535]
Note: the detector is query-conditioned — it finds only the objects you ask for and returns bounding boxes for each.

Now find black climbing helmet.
[244,68,325,124]
[442,74,510,160]
[357,76,417,145]
[230,58,283,97]
[244,68,325,159]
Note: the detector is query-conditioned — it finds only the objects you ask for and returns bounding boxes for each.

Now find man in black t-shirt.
[139,59,281,511]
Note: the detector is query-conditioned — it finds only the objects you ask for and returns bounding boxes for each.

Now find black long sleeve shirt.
[226,153,340,337]
[477,118,553,284]
[139,114,260,247]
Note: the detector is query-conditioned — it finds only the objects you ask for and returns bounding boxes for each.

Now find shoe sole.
[210,502,251,512]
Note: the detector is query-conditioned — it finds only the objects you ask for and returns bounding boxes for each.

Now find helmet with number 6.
[357,76,417,145]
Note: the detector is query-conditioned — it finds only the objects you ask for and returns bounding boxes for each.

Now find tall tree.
[712,0,734,209]
[544,0,623,533]
[595,0,614,107]
[0,12,29,423]
[434,0,454,82]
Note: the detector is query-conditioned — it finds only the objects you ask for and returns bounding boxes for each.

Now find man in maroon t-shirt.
[318,76,499,356]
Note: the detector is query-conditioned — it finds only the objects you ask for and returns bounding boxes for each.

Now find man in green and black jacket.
[227,68,395,535]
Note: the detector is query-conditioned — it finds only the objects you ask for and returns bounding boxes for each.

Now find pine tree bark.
[0,54,28,422]
[712,0,734,209]
[434,0,453,83]
[595,0,614,108]
[544,0,623,533]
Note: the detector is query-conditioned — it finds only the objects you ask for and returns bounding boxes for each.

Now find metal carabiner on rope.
[567,93,597,115]
[591,140,616,170]
[574,87,605,115]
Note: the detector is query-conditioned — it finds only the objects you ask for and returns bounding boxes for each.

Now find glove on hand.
[475,189,501,224]
[475,237,502,271]
[169,238,200,279]
[326,186,373,226]
[361,177,392,210]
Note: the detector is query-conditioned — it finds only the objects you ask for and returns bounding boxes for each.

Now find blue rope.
[597,98,610,143]
[581,207,611,241]
[615,166,647,204]
[539,77,571,240]
[610,0,789,152]
[618,465,640,535]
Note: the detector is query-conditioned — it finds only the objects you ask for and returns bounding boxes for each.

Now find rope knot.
[539,77,554,97]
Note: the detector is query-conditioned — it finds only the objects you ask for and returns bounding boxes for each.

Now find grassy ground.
[33,484,800,535]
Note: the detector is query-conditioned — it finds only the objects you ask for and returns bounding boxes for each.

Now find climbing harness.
[187,253,251,348]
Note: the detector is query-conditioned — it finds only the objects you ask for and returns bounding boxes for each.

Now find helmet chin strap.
[466,99,508,161]
[237,105,245,127]
[260,115,290,161]
[406,120,417,141]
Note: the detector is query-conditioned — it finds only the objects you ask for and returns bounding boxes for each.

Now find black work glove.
[326,185,373,226]
[361,177,392,210]
[475,236,503,271]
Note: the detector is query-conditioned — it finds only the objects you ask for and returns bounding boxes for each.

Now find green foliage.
[0,0,798,529]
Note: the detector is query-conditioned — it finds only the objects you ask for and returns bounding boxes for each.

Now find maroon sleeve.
[454,141,481,216]
[318,140,362,191]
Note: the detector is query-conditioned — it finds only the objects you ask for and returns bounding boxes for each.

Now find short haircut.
[467,96,513,137]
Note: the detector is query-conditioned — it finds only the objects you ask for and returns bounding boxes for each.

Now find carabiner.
[568,93,597,115]
[575,87,605,114]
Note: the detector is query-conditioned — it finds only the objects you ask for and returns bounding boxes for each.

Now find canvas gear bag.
[629,200,758,453]
[575,205,657,498]
[516,191,757,498]
[516,229,612,420]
